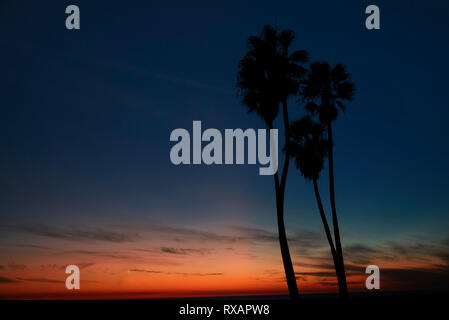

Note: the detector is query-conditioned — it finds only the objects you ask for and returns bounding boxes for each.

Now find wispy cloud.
[229,226,277,242]
[76,262,95,270]
[344,244,379,255]
[61,55,233,95]
[0,276,18,283]
[289,234,449,290]
[12,244,54,250]
[137,224,237,242]
[160,247,211,255]
[229,226,325,246]
[16,277,61,284]
[172,272,223,277]
[8,263,26,271]
[129,269,223,277]
[380,267,449,290]
[155,73,232,94]
[129,269,163,274]
[343,236,449,267]
[4,224,139,243]
[68,250,131,260]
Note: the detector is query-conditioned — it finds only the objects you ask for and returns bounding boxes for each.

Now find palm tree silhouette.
[237,25,308,299]
[302,61,355,298]
[287,116,341,294]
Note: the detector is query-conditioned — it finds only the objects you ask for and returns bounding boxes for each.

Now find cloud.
[129,269,163,274]
[436,252,449,264]
[69,250,131,260]
[296,271,337,277]
[129,269,223,277]
[0,276,18,283]
[232,251,258,259]
[66,57,233,95]
[133,248,159,254]
[229,226,278,242]
[77,262,95,270]
[343,244,382,265]
[294,262,363,280]
[345,244,379,255]
[12,244,54,250]
[136,224,238,243]
[228,226,326,251]
[160,247,210,255]
[8,263,26,270]
[292,235,449,290]
[67,249,181,266]
[16,277,61,284]
[380,267,449,290]
[301,236,449,290]
[155,73,232,94]
[4,224,139,243]
[170,272,224,277]
[120,223,327,251]
[297,261,364,273]
[343,236,449,267]
[289,230,328,255]
[263,269,283,275]
[441,237,449,247]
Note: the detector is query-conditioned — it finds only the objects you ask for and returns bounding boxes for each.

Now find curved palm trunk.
[312,178,338,262]
[313,178,347,291]
[272,100,299,299]
[274,173,299,299]
[327,122,348,298]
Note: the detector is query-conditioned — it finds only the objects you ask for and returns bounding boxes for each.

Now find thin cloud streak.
[160,247,211,255]
[0,276,18,283]
[16,277,61,284]
[129,269,223,277]
[155,73,232,94]
[2,224,140,243]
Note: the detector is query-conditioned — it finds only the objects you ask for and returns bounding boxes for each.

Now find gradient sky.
[0,0,448,298]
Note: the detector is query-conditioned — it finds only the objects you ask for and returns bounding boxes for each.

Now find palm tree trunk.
[327,122,348,298]
[271,100,299,299]
[312,178,338,263]
[274,174,299,299]
[313,178,347,292]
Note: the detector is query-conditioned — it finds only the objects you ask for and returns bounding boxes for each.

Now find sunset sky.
[1,0,449,299]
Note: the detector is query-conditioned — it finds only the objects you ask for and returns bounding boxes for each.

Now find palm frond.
[302,61,355,123]
[237,25,309,126]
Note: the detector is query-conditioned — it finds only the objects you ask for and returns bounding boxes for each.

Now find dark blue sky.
[1,0,448,245]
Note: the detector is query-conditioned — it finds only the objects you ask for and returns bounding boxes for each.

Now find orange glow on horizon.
[1,223,447,299]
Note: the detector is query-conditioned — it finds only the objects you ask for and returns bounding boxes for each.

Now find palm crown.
[302,62,355,124]
[237,25,308,127]
[288,116,329,181]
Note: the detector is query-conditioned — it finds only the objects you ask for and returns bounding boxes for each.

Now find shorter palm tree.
[302,61,355,297]
[287,116,340,291]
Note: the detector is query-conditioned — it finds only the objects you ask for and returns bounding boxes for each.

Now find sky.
[0,0,448,298]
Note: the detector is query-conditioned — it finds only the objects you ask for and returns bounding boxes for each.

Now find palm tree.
[302,62,355,298]
[237,25,308,299]
[287,116,340,293]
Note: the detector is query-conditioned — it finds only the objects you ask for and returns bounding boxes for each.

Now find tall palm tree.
[302,62,355,298]
[237,25,308,299]
[287,116,340,293]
